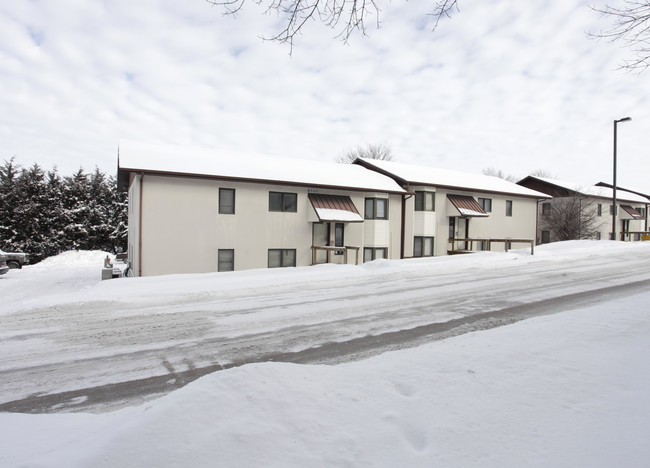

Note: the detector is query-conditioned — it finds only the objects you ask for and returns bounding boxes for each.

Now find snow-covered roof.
[527,176,649,204]
[118,140,406,194]
[356,158,550,199]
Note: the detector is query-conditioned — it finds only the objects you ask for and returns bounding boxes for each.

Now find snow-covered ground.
[1,241,650,467]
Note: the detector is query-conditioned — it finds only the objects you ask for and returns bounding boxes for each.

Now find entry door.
[449,217,456,240]
[313,223,329,264]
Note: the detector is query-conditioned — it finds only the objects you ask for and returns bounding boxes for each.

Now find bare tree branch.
[540,195,601,241]
[206,0,460,51]
[481,167,519,183]
[590,1,650,73]
[336,142,393,163]
[430,0,459,31]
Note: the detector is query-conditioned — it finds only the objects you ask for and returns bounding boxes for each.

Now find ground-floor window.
[413,236,434,257]
[218,249,234,272]
[268,249,296,268]
[363,247,387,262]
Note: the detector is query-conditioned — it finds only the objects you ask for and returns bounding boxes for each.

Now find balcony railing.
[311,245,360,265]
[448,238,535,255]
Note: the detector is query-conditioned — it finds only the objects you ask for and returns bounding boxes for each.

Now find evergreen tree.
[0,159,128,264]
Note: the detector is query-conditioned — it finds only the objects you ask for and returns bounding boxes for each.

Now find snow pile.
[0,251,117,315]
[2,292,650,467]
[2,242,650,467]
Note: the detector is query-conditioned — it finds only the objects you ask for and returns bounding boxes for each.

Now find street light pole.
[613,117,631,240]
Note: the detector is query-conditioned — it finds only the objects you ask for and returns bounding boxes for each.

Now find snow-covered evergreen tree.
[0,159,127,264]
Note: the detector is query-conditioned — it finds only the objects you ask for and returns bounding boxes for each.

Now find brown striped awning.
[308,194,363,222]
[620,205,643,220]
[446,194,489,217]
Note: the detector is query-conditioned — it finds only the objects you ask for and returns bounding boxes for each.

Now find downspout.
[138,172,144,277]
[400,184,413,259]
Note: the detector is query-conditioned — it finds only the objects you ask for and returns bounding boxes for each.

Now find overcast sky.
[1,0,648,190]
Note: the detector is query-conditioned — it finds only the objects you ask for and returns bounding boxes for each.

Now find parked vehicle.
[0,249,29,269]
[0,253,8,275]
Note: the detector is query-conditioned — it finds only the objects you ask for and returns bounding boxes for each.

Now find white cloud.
[0,0,648,190]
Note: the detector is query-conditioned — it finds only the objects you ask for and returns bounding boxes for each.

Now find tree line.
[0,158,127,264]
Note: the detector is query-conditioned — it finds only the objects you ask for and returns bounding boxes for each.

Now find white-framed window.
[415,192,435,211]
[365,198,388,219]
[505,200,513,217]
[413,237,434,257]
[268,249,296,268]
[219,188,235,214]
[218,249,234,272]
[597,203,602,216]
[269,192,297,212]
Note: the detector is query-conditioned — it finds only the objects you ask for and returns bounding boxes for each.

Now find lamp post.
[612,116,631,240]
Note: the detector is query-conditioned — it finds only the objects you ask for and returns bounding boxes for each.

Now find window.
[334,223,344,247]
[596,232,601,240]
[269,192,297,212]
[637,207,646,217]
[542,203,551,216]
[597,203,602,216]
[541,230,550,244]
[219,188,235,214]
[413,237,434,257]
[610,205,616,215]
[365,198,388,219]
[505,200,513,217]
[449,217,456,239]
[478,197,492,212]
[363,247,387,262]
[218,249,234,272]
[334,223,344,255]
[268,249,296,268]
[415,191,435,211]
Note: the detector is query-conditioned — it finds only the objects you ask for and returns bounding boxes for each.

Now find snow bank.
[2,291,649,467]
[3,241,650,316]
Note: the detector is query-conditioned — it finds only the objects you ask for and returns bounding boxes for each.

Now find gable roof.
[595,182,650,202]
[519,176,649,204]
[355,158,549,199]
[117,140,406,194]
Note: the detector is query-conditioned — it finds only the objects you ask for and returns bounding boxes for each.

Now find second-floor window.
[219,188,235,214]
[365,198,388,219]
[478,197,492,212]
[269,192,297,212]
[542,203,551,216]
[597,203,602,216]
[505,200,513,217]
[415,191,435,211]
